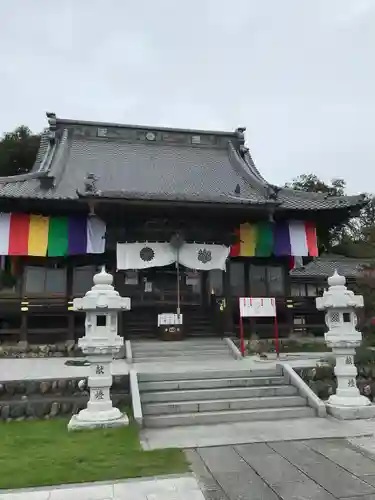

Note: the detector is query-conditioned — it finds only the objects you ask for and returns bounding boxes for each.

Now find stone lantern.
[68,267,131,430]
[316,270,375,419]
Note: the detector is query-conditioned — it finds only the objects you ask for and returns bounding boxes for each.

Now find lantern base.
[68,407,129,431]
[326,397,375,420]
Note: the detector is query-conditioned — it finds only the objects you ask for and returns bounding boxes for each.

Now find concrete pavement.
[0,475,204,500]
[187,438,375,499]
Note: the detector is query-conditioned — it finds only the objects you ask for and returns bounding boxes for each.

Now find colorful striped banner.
[231,220,318,257]
[0,213,106,256]
[239,223,256,256]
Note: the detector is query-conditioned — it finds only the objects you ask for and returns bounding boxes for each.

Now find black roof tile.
[290,255,374,279]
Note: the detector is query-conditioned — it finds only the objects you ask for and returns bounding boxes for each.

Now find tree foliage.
[285,173,346,197]
[0,126,40,177]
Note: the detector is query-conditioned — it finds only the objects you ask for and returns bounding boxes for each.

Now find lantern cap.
[93,266,113,287]
[328,269,346,288]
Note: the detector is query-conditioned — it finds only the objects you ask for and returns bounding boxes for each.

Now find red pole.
[239,298,245,357]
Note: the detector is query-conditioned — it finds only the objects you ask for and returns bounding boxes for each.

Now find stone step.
[133,355,232,364]
[137,368,281,382]
[142,395,307,415]
[144,406,316,427]
[132,343,228,351]
[132,349,230,358]
[140,384,297,403]
[132,344,228,354]
[131,340,224,350]
[139,376,285,392]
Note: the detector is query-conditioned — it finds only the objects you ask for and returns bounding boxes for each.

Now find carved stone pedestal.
[316,271,375,420]
[68,350,129,430]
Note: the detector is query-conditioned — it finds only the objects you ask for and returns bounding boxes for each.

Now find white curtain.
[116,242,176,270]
[87,216,106,254]
[178,243,230,270]
[289,220,308,257]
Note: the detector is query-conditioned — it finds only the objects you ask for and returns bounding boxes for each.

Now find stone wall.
[0,343,125,359]
[0,342,82,358]
[0,375,129,421]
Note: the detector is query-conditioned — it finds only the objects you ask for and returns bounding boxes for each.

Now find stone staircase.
[131,339,233,363]
[139,367,316,427]
[124,306,218,338]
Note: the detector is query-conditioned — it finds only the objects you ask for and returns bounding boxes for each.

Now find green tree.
[285,173,346,197]
[0,126,40,177]
[331,196,375,258]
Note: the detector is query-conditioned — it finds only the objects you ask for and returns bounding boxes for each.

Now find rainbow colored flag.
[0,213,106,256]
[230,220,318,257]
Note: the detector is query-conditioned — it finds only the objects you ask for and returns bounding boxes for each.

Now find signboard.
[239,297,276,318]
[158,313,183,326]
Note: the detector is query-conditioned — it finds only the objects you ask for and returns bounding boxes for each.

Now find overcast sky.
[0,0,374,194]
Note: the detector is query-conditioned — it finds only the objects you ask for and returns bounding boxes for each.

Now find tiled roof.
[275,188,363,211]
[0,113,366,212]
[0,131,270,205]
[290,255,374,278]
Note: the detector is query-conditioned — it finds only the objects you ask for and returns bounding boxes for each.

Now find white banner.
[178,243,230,271]
[116,243,176,270]
[87,216,106,254]
[239,297,276,317]
[116,242,230,270]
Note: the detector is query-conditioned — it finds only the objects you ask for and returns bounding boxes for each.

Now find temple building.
[0,112,365,345]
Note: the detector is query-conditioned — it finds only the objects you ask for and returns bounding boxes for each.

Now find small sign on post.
[239,297,278,357]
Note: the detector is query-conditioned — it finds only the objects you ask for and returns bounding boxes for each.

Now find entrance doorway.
[116,264,205,307]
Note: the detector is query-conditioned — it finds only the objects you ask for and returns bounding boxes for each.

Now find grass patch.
[0,417,188,489]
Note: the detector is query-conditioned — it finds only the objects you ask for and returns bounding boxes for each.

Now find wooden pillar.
[285,300,294,338]
[223,261,234,336]
[247,260,256,339]
[201,271,208,308]
[66,260,75,343]
[113,263,126,340]
[20,313,28,345]
[284,262,294,338]
[67,314,75,343]
[19,259,28,345]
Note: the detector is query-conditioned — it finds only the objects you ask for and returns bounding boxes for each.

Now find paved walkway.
[0,351,328,381]
[141,416,375,450]
[0,475,204,500]
[187,438,375,499]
